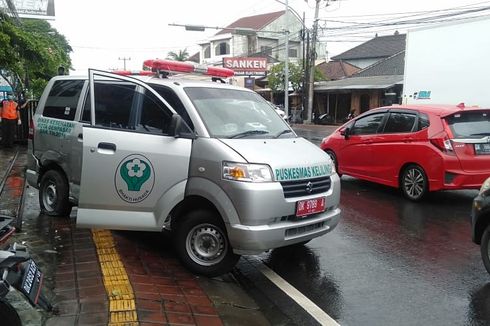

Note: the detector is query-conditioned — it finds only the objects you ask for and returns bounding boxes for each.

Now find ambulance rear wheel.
[39,169,71,217]
[174,210,240,277]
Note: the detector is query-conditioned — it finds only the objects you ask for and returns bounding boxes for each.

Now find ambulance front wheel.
[174,210,240,277]
[39,169,71,217]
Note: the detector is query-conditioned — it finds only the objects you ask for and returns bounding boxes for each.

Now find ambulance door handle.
[97,142,116,154]
[78,133,83,141]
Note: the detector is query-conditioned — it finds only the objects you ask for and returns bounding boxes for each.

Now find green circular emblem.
[115,154,155,203]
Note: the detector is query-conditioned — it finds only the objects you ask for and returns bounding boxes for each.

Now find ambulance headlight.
[223,162,273,182]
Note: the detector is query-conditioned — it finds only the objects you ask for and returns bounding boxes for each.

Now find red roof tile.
[316,61,360,80]
[216,10,285,35]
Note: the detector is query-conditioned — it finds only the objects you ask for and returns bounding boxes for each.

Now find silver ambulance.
[27,68,341,276]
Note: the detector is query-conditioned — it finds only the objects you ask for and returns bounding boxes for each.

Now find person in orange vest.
[0,95,21,148]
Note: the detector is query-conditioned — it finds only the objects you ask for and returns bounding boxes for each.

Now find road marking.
[257,262,340,326]
[92,229,139,326]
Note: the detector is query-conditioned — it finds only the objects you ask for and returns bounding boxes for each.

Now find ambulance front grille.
[280,176,331,198]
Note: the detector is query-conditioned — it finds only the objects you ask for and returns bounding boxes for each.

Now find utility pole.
[306,0,322,124]
[118,57,131,70]
[302,11,309,120]
[284,0,289,120]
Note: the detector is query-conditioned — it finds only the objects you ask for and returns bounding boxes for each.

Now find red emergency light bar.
[112,70,155,76]
[143,59,234,78]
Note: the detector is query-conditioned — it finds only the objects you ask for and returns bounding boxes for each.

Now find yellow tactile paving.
[92,229,139,325]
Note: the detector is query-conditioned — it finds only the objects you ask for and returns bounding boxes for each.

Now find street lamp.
[184,25,206,32]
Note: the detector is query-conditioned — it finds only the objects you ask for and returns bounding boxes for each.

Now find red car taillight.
[430,133,454,154]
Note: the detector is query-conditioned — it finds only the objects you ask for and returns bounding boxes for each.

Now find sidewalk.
[0,145,270,326]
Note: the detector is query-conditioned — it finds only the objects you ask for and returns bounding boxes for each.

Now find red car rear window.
[445,110,490,139]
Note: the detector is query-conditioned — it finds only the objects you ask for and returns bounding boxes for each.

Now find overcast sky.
[49,0,490,74]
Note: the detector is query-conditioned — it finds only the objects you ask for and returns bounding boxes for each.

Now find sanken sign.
[223,57,267,76]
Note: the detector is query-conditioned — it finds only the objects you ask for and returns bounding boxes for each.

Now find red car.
[320,104,490,201]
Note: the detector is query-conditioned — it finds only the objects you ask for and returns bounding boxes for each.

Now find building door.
[360,94,370,113]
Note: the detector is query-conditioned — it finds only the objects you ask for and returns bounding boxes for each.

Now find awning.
[314,75,403,92]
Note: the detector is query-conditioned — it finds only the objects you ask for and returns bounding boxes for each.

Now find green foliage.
[0,14,72,98]
[166,48,190,61]
[268,61,327,94]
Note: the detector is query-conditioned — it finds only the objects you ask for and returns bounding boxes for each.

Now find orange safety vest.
[1,100,18,119]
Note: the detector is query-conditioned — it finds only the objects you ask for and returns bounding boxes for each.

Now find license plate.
[296,197,326,217]
[20,259,44,305]
[475,143,490,155]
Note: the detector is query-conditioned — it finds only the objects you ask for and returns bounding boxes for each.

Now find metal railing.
[15,100,38,143]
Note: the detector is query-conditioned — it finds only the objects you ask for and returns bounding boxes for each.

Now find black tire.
[39,169,71,216]
[325,150,341,177]
[481,225,490,275]
[0,299,21,326]
[174,210,240,277]
[400,164,428,201]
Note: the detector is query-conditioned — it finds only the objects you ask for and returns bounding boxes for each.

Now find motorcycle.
[0,217,51,326]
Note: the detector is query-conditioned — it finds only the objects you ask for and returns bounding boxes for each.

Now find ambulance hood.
[219,137,334,181]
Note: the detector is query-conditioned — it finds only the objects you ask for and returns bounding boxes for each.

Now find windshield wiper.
[275,129,293,138]
[230,130,269,139]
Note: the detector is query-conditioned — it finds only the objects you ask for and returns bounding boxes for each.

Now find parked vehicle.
[266,101,287,121]
[0,217,51,326]
[471,177,490,274]
[403,17,490,107]
[315,113,335,125]
[320,104,490,201]
[26,60,341,276]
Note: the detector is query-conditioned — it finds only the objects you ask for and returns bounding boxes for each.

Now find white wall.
[403,17,490,107]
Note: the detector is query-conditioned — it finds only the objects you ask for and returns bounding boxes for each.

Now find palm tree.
[166,48,190,61]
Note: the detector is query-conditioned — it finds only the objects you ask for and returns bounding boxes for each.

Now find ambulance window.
[81,91,90,122]
[43,80,84,121]
[137,90,173,135]
[150,84,194,130]
[93,82,135,129]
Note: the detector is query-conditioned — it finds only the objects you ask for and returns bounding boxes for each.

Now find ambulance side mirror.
[169,114,196,139]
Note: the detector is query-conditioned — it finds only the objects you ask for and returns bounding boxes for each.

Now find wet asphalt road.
[243,124,490,326]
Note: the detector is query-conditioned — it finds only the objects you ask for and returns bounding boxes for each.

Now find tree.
[0,13,72,98]
[268,61,327,103]
[166,48,189,61]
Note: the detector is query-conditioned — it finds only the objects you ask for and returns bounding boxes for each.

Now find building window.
[203,46,210,59]
[288,48,298,58]
[215,42,230,56]
[261,46,272,56]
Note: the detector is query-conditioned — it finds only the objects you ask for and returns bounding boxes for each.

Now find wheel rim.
[403,168,425,199]
[186,223,227,266]
[42,182,57,212]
